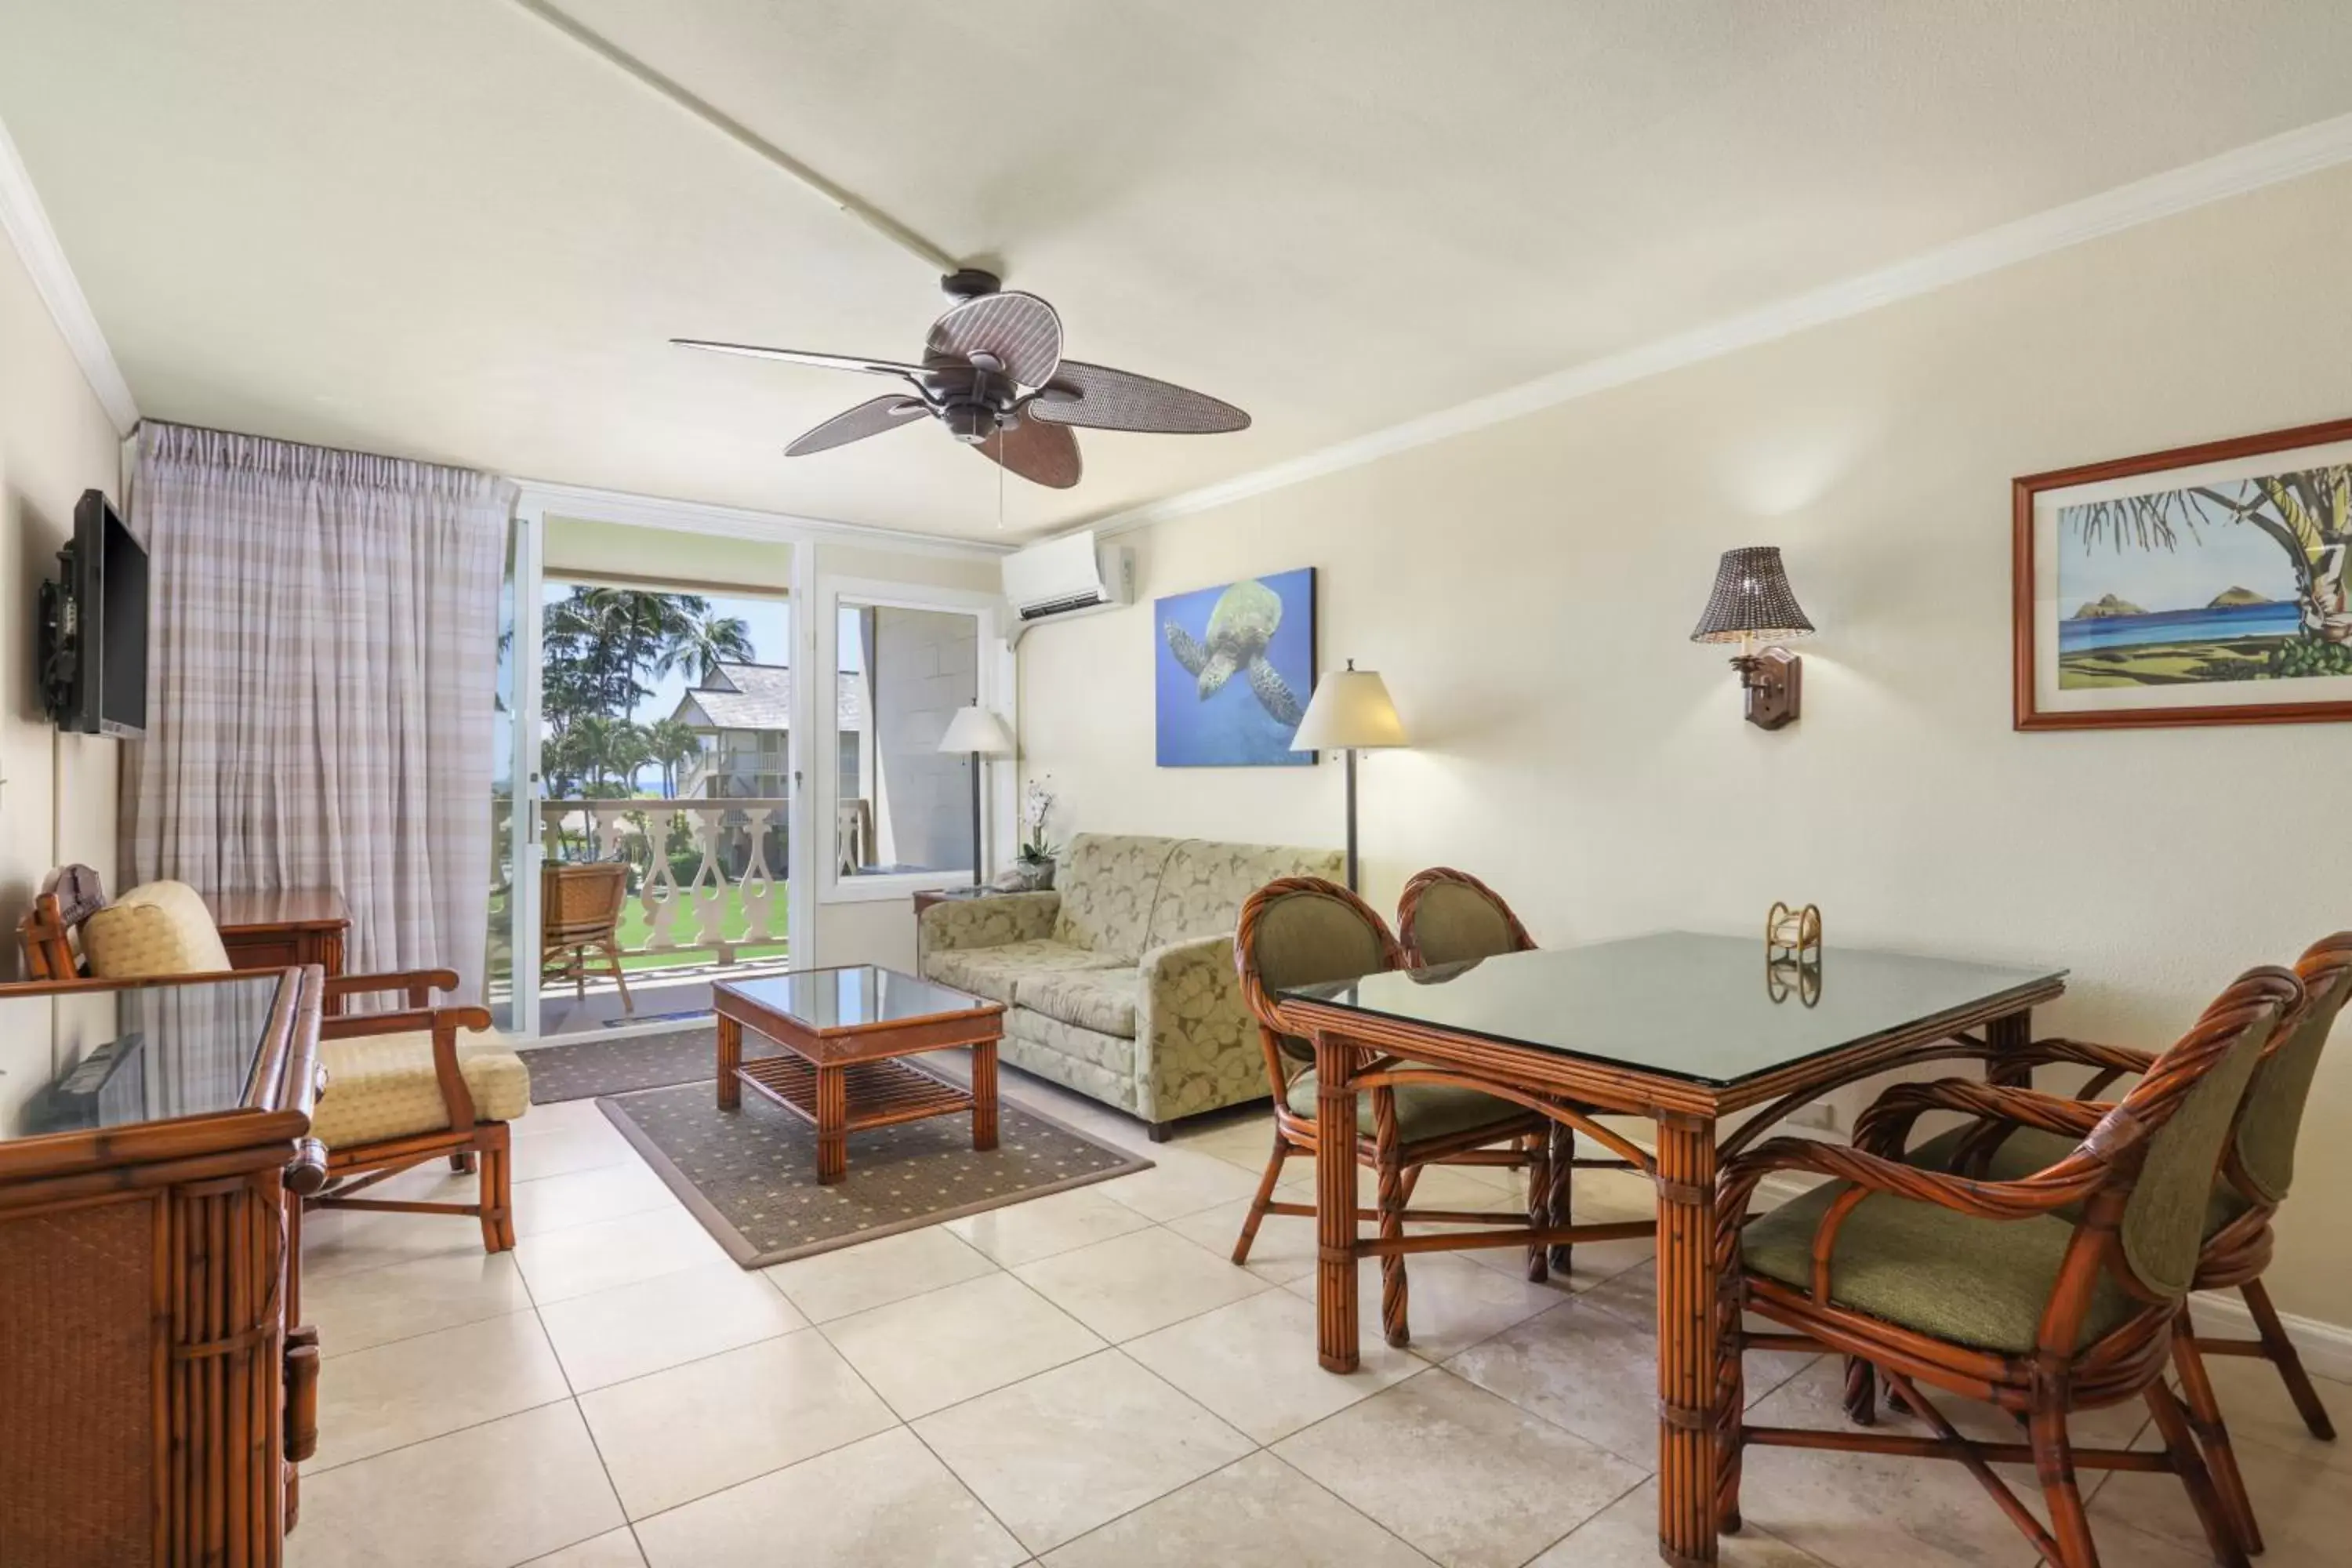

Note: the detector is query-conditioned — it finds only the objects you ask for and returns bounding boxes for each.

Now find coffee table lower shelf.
[736,1054,975,1133]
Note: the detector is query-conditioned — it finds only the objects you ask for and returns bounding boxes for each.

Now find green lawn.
[488,882,789,975]
[612,884,788,971]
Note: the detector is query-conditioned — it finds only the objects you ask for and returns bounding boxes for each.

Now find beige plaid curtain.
[122,423,514,1000]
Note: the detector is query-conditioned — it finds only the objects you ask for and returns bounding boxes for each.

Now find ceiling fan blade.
[1029,361,1250,434]
[977,419,1082,489]
[926,292,1063,387]
[785,395,930,457]
[673,339,927,379]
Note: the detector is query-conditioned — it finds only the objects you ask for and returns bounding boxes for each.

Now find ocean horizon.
[2057,599,2300,652]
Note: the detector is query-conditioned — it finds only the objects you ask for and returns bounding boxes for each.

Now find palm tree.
[643,717,706,799]
[2070,463,2352,658]
[655,606,756,684]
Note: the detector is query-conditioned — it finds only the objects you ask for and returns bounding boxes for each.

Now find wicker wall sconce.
[1690,546,1814,730]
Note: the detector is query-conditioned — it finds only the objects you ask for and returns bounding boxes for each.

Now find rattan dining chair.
[1716,965,2303,1568]
[1396,866,1642,1278]
[540,861,633,1014]
[1864,931,2352,1555]
[1229,876,1581,1348]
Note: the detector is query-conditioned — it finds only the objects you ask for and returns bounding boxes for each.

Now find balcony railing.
[539,797,790,967]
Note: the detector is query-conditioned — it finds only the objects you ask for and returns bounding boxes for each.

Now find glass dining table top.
[9,971,288,1141]
[1279,931,2065,1088]
[716,965,996,1033]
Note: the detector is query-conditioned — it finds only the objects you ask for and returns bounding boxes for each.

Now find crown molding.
[1077,110,2352,543]
[511,477,1014,557]
[0,111,136,436]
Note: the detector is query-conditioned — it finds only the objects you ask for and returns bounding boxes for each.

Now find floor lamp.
[938,706,1015,886]
[1290,660,1409,892]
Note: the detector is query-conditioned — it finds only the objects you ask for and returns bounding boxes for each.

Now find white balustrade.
[539,797,791,967]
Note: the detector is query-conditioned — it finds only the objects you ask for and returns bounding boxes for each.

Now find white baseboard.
[2189,1289,2352,1384]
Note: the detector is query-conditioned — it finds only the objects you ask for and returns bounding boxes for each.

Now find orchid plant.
[1020,775,1059,865]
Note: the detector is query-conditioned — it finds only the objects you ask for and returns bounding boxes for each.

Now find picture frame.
[2013,416,2352,731]
[1154,566,1318,767]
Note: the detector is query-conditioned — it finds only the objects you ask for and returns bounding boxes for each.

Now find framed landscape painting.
[1155,566,1317,766]
[2014,416,2352,731]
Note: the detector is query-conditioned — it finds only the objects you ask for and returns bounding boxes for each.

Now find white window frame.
[817,576,1013,906]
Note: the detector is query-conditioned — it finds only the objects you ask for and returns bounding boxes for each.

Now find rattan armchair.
[1229,876,1650,1348]
[1857,931,2352,1555]
[15,873,527,1253]
[1396,866,1642,1276]
[1715,965,2303,1568]
[540,860,633,1014]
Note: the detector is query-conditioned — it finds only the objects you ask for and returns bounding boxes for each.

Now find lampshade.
[1690,546,1815,644]
[1290,662,1409,751]
[937,706,1015,756]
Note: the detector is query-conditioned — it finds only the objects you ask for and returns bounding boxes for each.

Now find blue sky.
[2057,493,2301,612]
[536,586,862,725]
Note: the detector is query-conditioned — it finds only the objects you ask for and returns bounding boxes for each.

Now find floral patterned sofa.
[918,833,1342,1138]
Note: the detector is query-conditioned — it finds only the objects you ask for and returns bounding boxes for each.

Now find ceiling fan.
[673,270,1250,489]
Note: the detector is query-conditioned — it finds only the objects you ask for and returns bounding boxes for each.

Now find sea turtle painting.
[1163,578,1305,728]
[1154,568,1316,767]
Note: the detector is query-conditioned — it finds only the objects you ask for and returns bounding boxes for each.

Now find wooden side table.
[205,888,351,978]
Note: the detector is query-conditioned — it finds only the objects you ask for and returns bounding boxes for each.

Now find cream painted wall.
[0,226,126,1130]
[1018,165,2352,1326]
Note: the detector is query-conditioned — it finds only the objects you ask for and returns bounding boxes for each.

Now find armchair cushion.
[1284,1068,1532,1148]
[1740,1179,2136,1353]
[1904,1125,2256,1239]
[1014,967,1139,1038]
[80,880,234,977]
[928,938,1126,1006]
[310,1033,531,1149]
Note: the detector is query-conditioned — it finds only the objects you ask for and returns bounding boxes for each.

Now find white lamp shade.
[1290,666,1408,751]
[938,706,1016,756]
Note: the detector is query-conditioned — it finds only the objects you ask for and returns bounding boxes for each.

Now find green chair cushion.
[1740,1178,2139,1354]
[1284,1069,1530,1148]
[1405,883,1521,967]
[1905,1126,2256,1239]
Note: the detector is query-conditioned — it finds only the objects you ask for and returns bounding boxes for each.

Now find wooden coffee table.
[713,965,1006,1185]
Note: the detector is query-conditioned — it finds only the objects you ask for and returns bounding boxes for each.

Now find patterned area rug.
[521,1028,722,1102]
[598,1078,1154,1266]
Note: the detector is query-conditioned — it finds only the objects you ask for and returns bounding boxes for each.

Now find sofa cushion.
[1015,967,1140,1038]
[1740,1178,2137,1353]
[310,1033,531,1149]
[81,880,234,977]
[1052,834,1184,960]
[1145,840,1346,950]
[929,938,1126,1005]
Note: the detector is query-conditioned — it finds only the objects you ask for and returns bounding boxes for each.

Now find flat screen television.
[38,488,148,738]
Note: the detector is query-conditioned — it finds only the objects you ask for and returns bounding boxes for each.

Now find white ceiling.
[5,1,2351,541]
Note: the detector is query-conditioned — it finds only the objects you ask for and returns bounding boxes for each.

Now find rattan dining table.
[1276,931,2067,1567]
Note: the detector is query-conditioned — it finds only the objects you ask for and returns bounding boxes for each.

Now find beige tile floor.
[288,1078,2352,1568]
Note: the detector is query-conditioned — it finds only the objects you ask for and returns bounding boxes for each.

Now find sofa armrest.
[1135,932,1265,1123]
[918,891,1061,962]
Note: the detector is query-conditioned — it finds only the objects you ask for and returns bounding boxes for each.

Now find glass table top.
[718,966,995,1032]
[1280,931,2065,1088]
[11,972,287,1141]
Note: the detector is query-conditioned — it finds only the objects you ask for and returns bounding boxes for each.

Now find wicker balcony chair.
[1716,965,2303,1568]
[17,872,527,1253]
[1860,931,2352,1555]
[1396,866,1642,1277]
[540,860,633,1014]
[1231,876,1639,1347]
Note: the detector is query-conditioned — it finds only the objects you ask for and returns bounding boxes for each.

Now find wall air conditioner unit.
[1001,530,1133,645]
